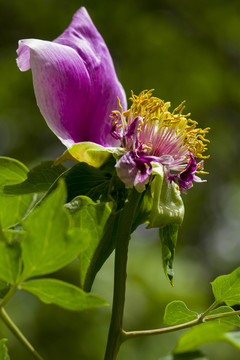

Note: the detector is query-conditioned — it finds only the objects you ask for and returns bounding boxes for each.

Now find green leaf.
[0,157,28,189]
[224,331,240,349]
[0,281,10,299]
[58,162,112,202]
[159,224,179,285]
[4,161,66,195]
[164,300,198,325]
[0,339,10,360]
[83,211,121,291]
[147,170,184,229]
[0,195,33,230]
[160,350,208,360]
[0,157,33,229]
[20,278,108,311]
[211,267,240,306]
[65,196,111,287]
[209,306,240,327]
[174,321,233,353]
[21,181,85,280]
[0,239,22,284]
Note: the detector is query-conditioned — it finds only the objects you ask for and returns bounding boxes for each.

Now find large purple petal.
[16,7,127,148]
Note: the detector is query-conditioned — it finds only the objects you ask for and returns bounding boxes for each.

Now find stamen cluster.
[111,90,210,192]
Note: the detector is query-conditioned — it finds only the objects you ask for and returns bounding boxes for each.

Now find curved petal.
[16,7,127,148]
[17,39,91,148]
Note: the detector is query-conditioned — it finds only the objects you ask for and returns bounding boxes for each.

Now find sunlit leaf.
[164,300,198,325]
[0,157,33,229]
[174,321,232,353]
[65,196,111,287]
[20,278,108,311]
[211,267,240,306]
[4,161,66,195]
[21,181,85,280]
[159,224,179,285]
[54,141,111,168]
[0,339,10,360]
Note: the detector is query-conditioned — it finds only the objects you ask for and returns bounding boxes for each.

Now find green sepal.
[54,142,112,168]
[147,170,184,229]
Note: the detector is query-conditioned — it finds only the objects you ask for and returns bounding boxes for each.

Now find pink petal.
[16,7,127,148]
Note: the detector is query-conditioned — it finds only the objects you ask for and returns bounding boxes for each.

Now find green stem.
[122,308,240,341]
[198,301,218,320]
[0,308,44,360]
[205,309,240,321]
[122,317,201,340]
[0,285,18,308]
[104,189,142,360]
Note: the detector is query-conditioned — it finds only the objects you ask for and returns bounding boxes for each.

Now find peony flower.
[111,90,210,192]
[16,7,127,148]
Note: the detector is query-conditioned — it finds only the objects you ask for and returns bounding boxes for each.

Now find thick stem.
[104,189,142,360]
[0,308,44,360]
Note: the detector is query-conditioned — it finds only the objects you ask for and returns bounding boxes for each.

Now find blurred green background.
[1,0,240,359]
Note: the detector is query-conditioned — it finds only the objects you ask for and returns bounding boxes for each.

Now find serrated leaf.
[4,161,66,195]
[65,196,111,287]
[0,238,22,284]
[160,350,208,360]
[209,306,240,327]
[21,181,85,280]
[211,267,240,306]
[20,278,107,311]
[224,331,240,349]
[174,321,233,353]
[0,339,10,360]
[159,224,179,285]
[164,300,198,325]
[0,157,33,229]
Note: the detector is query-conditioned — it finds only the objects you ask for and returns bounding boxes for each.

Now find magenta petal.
[16,7,127,148]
